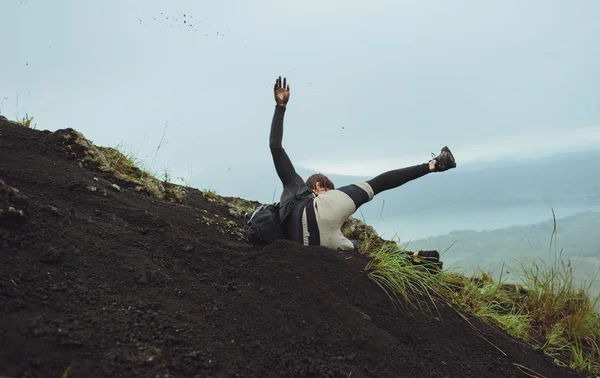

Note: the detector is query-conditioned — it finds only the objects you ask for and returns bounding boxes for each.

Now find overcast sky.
[2,0,599,188]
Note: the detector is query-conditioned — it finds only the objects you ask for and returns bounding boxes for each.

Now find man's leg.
[366,146,456,196]
[366,163,431,197]
[332,162,430,215]
[315,148,456,252]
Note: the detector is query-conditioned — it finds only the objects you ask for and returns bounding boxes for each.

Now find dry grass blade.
[513,363,546,378]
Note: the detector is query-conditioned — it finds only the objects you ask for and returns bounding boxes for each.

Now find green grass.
[517,251,600,372]
[62,363,73,378]
[365,243,449,313]
[112,141,157,179]
[227,197,257,219]
[202,187,219,202]
[16,113,36,129]
[2,111,37,129]
[360,211,600,376]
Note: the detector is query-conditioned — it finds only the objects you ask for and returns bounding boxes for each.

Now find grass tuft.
[364,239,449,314]
[16,113,36,129]
[516,251,600,372]
[202,187,219,202]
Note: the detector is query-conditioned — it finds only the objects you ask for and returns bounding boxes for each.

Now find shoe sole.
[418,250,440,260]
[442,146,457,168]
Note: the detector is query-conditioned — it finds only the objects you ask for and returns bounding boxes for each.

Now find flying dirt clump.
[0,179,29,228]
[57,129,166,199]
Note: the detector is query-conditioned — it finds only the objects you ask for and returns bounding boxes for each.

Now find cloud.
[297,125,600,176]
[456,125,600,162]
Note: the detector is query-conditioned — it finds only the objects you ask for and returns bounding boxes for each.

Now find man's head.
[306,173,334,195]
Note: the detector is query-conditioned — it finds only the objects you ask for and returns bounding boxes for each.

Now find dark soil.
[0,120,581,378]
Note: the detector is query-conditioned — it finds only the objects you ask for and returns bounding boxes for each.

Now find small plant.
[17,113,36,129]
[171,184,187,203]
[11,91,37,129]
[160,167,171,183]
[227,198,257,219]
[202,187,219,202]
[113,142,155,178]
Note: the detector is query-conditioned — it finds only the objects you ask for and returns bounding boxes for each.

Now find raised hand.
[274,76,290,107]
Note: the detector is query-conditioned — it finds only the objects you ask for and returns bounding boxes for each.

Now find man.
[269,76,456,265]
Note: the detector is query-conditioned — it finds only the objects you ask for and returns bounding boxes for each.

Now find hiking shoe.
[417,250,440,261]
[402,250,440,263]
[412,250,443,274]
[431,146,456,172]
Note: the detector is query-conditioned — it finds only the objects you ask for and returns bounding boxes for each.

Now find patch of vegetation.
[365,243,449,312]
[161,172,195,204]
[517,254,600,373]
[226,197,258,219]
[197,210,246,241]
[0,112,37,129]
[172,184,186,202]
[0,93,36,129]
[163,182,188,203]
[202,187,219,202]
[58,129,251,240]
[16,113,36,129]
[60,129,166,199]
[360,212,600,376]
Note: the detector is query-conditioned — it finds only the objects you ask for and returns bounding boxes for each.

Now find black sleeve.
[338,184,370,209]
[366,163,430,196]
[269,105,305,188]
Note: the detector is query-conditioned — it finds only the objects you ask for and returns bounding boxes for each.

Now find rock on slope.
[0,119,580,378]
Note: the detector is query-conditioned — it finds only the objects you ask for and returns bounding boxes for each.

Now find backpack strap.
[278,185,314,225]
[304,197,320,245]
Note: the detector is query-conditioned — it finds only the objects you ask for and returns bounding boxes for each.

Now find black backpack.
[243,190,313,246]
[243,203,285,245]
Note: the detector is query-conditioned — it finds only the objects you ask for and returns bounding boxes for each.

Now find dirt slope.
[0,120,580,377]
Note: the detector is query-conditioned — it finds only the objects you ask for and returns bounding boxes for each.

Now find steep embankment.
[0,118,580,377]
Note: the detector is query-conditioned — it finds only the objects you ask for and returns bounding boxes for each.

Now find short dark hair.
[306,173,334,191]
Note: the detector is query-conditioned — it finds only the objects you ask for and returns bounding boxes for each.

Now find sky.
[1,0,600,190]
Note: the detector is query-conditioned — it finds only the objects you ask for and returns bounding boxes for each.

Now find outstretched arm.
[270,76,305,188]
